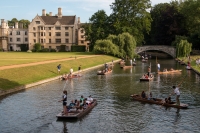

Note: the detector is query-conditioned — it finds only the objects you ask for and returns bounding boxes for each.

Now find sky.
[0,0,172,23]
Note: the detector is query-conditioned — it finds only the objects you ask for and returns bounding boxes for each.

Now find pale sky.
[0,0,172,23]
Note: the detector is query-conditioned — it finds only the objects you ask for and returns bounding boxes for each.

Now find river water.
[0,59,200,133]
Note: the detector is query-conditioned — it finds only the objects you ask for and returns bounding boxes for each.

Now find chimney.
[15,22,18,29]
[49,12,52,16]
[58,7,62,18]
[19,23,23,28]
[42,9,46,16]
[78,17,80,24]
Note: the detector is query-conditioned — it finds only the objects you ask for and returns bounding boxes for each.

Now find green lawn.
[179,55,200,72]
[0,52,93,66]
[0,53,119,90]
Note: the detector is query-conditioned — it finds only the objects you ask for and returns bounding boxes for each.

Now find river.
[0,59,200,133]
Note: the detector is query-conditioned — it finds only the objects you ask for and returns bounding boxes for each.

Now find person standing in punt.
[58,90,68,115]
[157,62,160,72]
[172,85,180,106]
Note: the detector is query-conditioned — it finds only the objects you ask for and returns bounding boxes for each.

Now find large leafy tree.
[8,18,30,29]
[180,0,200,49]
[83,10,109,51]
[110,0,152,45]
[149,2,186,46]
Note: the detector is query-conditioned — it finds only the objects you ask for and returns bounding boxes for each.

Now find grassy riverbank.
[0,53,119,91]
[178,55,200,72]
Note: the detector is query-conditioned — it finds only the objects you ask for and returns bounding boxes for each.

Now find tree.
[8,18,18,26]
[149,2,186,46]
[176,40,192,57]
[19,19,30,29]
[110,0,152,45]
[93,40,119,56]
[34,43,42,52]
[83,10,109,51]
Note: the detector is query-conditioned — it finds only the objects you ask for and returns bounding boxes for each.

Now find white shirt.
[87,97,93,102]
[70,68,73,73]
[174,87,180,95]
[157,63,160,68]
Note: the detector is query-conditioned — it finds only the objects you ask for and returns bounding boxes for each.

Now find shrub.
[50,49,56,52]
[40,48,49,52]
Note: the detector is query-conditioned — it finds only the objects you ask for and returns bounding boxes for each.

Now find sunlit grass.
[0,55,119,90]
[0,52,93,66]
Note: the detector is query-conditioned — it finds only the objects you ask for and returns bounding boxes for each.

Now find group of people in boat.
[59,90,94,115]
[141,73,153,79]
[61,65,82,80]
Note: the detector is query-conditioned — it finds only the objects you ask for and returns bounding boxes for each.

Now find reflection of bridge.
[135,45,176,58]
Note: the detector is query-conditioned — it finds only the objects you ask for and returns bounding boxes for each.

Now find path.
[0,55,100,70]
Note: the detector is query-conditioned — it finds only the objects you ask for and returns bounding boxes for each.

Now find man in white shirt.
[172,85,180,105]
[157,63,160,72]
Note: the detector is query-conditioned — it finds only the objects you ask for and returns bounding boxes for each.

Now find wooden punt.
[130,94,188,109]
[97,70,112,75]
[120,65,133,69]
[56,99,97,120]
[132,62,136,66]
[157,70,182,74]
[62,74,82,80]
[140,75,154,81]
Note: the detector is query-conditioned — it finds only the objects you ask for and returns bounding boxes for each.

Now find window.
[41,32,43,36]
[65,32,69,36]
[17,38,21,42]
[81,35,84,38]
[49,32,51,36]
[49,39,51,43]
[49,27,51,30]
[44,32,45,36]
[65,39,69,43]
[56,32,61,36]
[10,31,12,35]
[33,33,36,37]
[25,31,27,35]
[33,27,36,30]
[16,31,20,35]
[81,40,84,44]
[25,38,28,42]
[55,27,61,30]
[10,38,12,42]
[56,39,61,43]
[81,30,84,33]
[34,39,36,43]
[41,39,43,43]
[65,27,69,30]
[41,27,43,30]
[36,21,40,24]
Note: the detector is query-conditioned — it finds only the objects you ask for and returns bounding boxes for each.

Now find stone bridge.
[135,45,176,58]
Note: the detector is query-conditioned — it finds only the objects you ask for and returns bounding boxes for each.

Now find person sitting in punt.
[141,91,146,98]
[81,99,88,109]
[166,97,172,104]
[170,68,174,71]
[150,74,153,78]
[145,74,149,79]
[87,95,93,104]
[67,100,76,111]
[163,68,168,72]
[142,74,146,79]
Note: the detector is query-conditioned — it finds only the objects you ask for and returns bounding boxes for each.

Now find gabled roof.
[40,16,75,25]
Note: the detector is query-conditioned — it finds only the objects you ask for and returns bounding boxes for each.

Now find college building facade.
[0,8,89,51]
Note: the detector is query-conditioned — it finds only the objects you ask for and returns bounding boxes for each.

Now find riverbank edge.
[0,59,121,98]
[176,58,200,75]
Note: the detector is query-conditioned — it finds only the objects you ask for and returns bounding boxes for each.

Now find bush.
[31,49,36,52]
[40,48,49,52]
[59,45,66,52]
[50,49,56,52]
[71,45,86,52]
[34,43,42,52]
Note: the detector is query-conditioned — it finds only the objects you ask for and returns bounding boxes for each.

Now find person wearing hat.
[172,85,180,105]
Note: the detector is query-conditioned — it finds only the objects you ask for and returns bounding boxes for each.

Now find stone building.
[28,8,79,51]
[0,19,28,51]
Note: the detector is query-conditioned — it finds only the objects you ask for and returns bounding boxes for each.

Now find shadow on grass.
[49,70,58,74]
[0,78,21,90]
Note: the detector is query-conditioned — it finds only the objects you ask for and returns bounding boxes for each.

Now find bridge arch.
[135,45,176,58]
